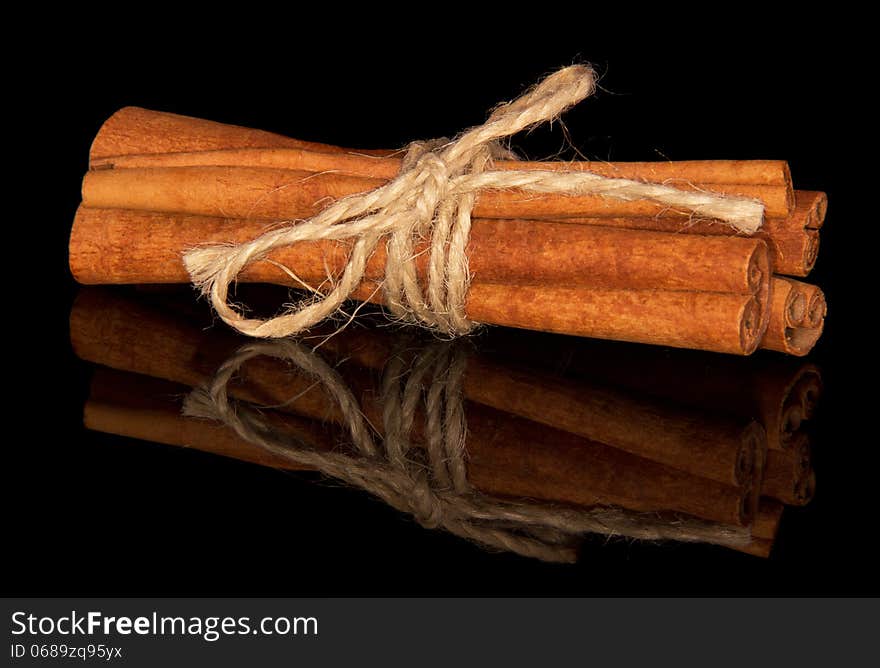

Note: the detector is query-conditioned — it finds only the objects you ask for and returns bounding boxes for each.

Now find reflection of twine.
[184,65,764,339]
[184,339,750,563]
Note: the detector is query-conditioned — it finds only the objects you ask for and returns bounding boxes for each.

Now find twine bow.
[184,338,750,563]
[184,65,765,339]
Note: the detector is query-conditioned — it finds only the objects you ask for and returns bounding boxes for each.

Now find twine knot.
[184,65,765,339]
[405,473,445,529]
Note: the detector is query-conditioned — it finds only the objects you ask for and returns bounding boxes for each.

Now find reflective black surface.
[5,32,871,594]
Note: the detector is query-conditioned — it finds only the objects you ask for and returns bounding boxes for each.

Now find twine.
[184,65,765,339]
[184,338,750,563]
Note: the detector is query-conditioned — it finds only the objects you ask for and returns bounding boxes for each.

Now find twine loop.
[184,65,765,339]
[184,337,750,563]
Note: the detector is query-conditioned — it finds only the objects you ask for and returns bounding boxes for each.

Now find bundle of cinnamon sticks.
[69,106,827,355]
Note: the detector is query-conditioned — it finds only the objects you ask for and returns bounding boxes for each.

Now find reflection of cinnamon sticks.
[762,435,816,506]
[71,288,761,527]
[476,327,823,551]
[85,369,329,471]
[85,363,754,529]
[72,106,827,355]
[70,288,764,488]
[73,287,821,553]
[483,330,822,452]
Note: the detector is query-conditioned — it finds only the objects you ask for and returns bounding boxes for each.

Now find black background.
[4,18,873,595]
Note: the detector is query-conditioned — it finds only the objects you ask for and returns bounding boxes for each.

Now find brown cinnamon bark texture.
[760,277,826,355]
[70,208,771,355]
[562,190,826,277]
[69,208,768,293]
[75,106,825,354]
[89,148,793,214]
[89,107,391,160]
[90,108,793,190]
[87,108,823,276]
[82,164,794,222]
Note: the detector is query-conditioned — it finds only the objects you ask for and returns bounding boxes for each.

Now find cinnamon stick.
[90,147,792,211]
[760,276,808,349]
[86,108,812,270]
[89,146,818,277]
[71,208,768,294]
[90,107,793,189]
[760,277,826,355]
[798,282,828,328]
[82,164,794,221]
[70,208,770,355]
[89,106,390,161]
[562,190,827,277]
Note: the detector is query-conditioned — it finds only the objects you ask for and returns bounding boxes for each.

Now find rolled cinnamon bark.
[81,164,794,221]
[90,147,792,212]
[456,283,766,355]
[563,190,826,277]
[760,276,808,347]
[89,106,389,161]
[88,143,816,277]
[90,107,793,189]
[86,108,816,276]
[70,208,770,355]
[756,191,825,275]
[88,157,817,279]
[798,282,828,328]
[69,207,768,294]
[760,277,826,355]
[799,190,829,229]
